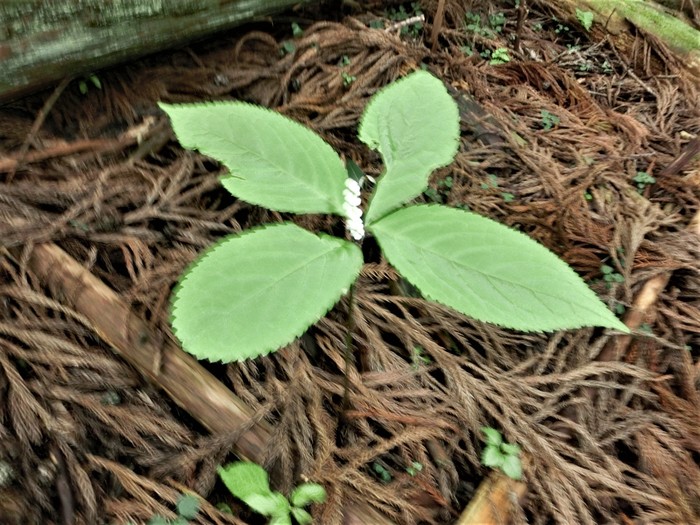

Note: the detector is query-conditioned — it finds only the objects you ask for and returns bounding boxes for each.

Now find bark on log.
[558,0,700,76]
[0,0,311,103]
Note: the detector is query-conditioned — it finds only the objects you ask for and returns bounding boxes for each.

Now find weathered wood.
[24,240,395,525]
[0,0,311,103]
[558,0,700,75]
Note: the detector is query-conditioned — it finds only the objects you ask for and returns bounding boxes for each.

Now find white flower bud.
[343,177,364,241]
[345,178,361,194]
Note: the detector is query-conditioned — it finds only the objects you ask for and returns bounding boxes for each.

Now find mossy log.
[0,0,312,103]
[558,0,700,75]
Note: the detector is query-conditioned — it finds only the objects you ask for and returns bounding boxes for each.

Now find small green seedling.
[78,74,101,95]
[540,110,560,130]
[406,461,423,476]
[386,3,423,38]
[341,71,356,87]
[576,9,594,31]
[160,70,627,364]
[489,48,511,65]
[480,427,522,480]
[147,494,200,525]
[218,462,326,525]
[600,264,624,289]
[372,462,393,483]
[291,22,304,38]
[465,11,506,37]
[633,171,656,192]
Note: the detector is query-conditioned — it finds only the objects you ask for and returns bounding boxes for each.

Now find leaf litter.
[0,1,698,524]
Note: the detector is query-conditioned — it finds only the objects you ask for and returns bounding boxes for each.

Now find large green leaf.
[160,102,347,215]
[370,205,628,332]
[171,223,363,362]
[359,71,460,225]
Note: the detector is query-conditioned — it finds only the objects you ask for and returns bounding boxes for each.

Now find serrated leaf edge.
[370,204,629,333]
[170,222,362,363]
[160,101,346,216]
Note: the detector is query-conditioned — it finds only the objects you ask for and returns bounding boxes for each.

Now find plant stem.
[341,283,356,414]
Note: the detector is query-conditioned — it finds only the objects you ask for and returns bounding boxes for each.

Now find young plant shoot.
[160,70,627,364]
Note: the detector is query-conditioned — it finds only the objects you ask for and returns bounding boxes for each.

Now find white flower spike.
[343,178,365,241]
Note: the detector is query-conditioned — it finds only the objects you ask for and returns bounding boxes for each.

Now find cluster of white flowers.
[342,178,364,241]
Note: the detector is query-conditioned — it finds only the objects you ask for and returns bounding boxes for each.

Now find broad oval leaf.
[370,205,629,333]
[172,223,363,362]
[359,71,460,224]
[217,462,272,503]
[160,102,347,215]
[290,483,327,507]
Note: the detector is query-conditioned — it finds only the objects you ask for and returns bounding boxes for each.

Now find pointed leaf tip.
[370,205,629,333]
[359,71,460,224]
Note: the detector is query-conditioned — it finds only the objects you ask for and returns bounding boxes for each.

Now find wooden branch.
[0,0,314,103]
[24,240,394,525]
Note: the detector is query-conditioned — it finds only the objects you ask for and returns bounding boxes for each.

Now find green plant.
[600,264,624,289]
[291,22,304,38]
[341,71,356,87]
[540,109,560,130]
[480,427,522,480]
[576,9,594,31]
[218,462,325,525]
[489,48,511,65]
[465,11,505,37]
[147,494,200,525]
[387,3,423,38]
[633,171,656,192]
[423,175,452,203]
[411,345,431,369]
[78,74,101,95]
[406,461,423,476]
[160,70,627,364]
[372,462,393,483]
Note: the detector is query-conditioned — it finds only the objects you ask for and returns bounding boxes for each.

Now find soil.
[1,1,699,524]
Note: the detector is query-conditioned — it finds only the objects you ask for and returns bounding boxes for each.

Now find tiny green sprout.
[633,171,656,192]
[218,462,326,525]
[341,71,356,88]
[147,493,200,525]
[280,41,296,56]
[291,22,304,38]
[540,110,560,130]
[460,45,474,56]
[481,174,499,190]
[176,494,200,521]
[338,55,351,67]
[372,462,393,483]
[600,264,624,288]
[406,462,423,476]
[77,74,101,95]
[576,9,594,31]
[639,323,654,334]
[501,192,515,203]
[480,427,522,480]
[411,345,431,369]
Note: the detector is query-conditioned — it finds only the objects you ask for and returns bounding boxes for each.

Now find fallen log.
[0,0,312,103]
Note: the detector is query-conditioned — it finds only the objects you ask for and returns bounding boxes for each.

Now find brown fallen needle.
[22,240,394,525]
[453,136,700,525]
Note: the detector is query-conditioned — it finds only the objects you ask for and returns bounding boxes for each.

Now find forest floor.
[1,1,699,524]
